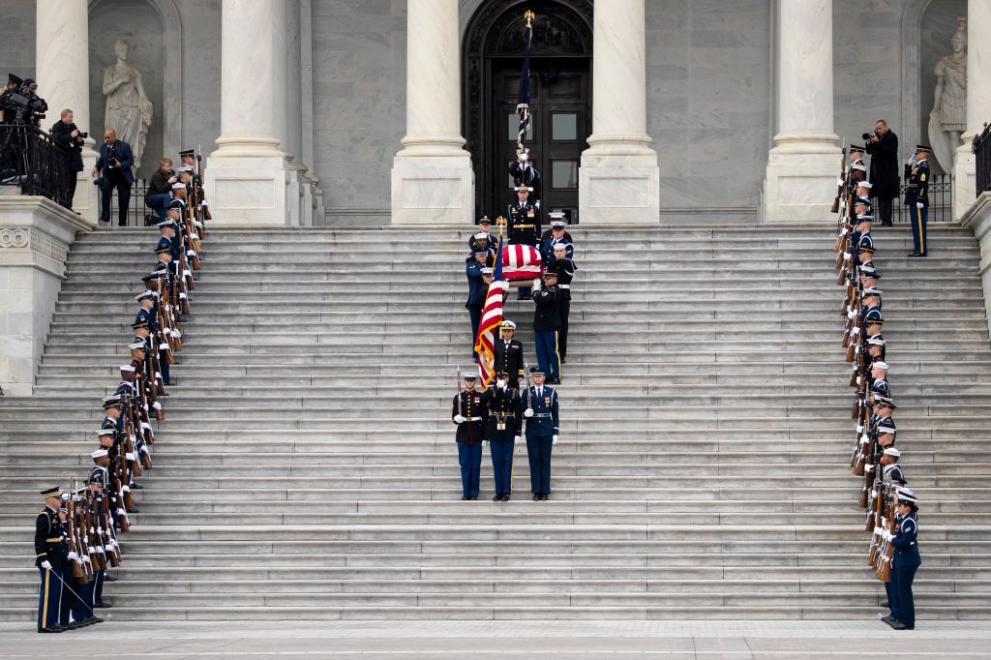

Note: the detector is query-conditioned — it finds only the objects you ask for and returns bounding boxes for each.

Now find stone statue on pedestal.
[928,17,967,172]
[102,39,153,171]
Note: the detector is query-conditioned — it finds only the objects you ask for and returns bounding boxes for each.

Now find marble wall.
[0,0,35,83]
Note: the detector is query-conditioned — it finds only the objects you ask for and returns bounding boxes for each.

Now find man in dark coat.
[92,128,134,226]
[50,110,85,210]
[865,120,899,227]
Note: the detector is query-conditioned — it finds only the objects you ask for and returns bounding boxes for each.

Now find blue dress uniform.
[547,254,577,364]
[34,489,67,633]
[905,147,931,257]
[533,274,562,383]
[452,379,486,500]
[465,256,488,350]
[493,323,526,390]
[889,491,922,630]
[482,377,522,501]
[522,373,560,499]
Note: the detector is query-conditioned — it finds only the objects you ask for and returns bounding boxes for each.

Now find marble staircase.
[1,224,990,621]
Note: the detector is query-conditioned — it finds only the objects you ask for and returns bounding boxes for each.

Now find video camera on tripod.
[0,79,47,126]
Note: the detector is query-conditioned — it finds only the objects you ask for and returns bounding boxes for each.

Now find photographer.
[145,157,177,222]
[864,120,899,227]
[92,128,134,226]
[50,109,85,210]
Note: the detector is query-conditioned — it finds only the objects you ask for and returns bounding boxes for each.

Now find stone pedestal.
[0,197,92,395]
[391,0,474,225]
[954,0,991,220]
[960,192,991,336]
[762,0,840,223]
[579,0,659,225]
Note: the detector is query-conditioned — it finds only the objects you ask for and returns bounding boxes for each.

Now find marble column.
[762,0,841,223]
[579,0,660,225]
[35,0,99,225]
[954,0,991,220]
[391,0,474,225]
[205,0,290,225]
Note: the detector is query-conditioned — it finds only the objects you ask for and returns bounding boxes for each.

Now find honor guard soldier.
[452,371,486,500]
[35,487,68,633]
[466,249,489,353]
[884,487,921,630]
[508,185,540,247]
[533,270,562,384]
[482,371,522,501]
[522,367,560,500]
[509,147,542,199]
[540,213,574,263]
[547,244,576,364]
[869,360,890,402]
[880,447,907,486]
[494,320,525,390]
[905,145,931,257]
[468,217,498,260]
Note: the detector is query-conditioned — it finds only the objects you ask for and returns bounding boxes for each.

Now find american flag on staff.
[474,236,510,386]
[515,10,536,151]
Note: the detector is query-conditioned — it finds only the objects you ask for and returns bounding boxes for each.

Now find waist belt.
[46,537,64,543]
[493,412,515,418]
[530,413,553,418]
[558,284,570,289]
[513,224,534,229]
[464,417,483,422]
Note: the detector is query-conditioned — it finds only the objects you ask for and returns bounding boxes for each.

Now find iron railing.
[102,177,155,227]
[975,122,991,197]
[873,174,953,225]
[0,125,71,207]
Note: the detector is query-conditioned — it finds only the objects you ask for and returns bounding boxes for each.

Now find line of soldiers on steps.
[33,149,209,633]
[833,143,925,632]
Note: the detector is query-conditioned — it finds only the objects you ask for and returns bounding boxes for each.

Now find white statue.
[928,17,967,172]
[102,39,153,171]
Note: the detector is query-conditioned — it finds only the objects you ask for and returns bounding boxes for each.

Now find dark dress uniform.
[35,499,67,632]
[904,155,930,256]
[533,282,562,383]
[507,200,540,247]
[482,384,522,500]
[452,387,486,499]
[522,381,560,498]
[889,511,921,629]
[509,159,542,201]
[494,338,525,390]
[539,231,574,263]
[882,463,907,486]
[465,258,487,349]
[547,256,577,363]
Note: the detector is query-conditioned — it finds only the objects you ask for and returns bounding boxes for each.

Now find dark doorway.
[463,0,593,224]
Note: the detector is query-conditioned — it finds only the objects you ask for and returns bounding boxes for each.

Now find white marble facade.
[2,0,991,225]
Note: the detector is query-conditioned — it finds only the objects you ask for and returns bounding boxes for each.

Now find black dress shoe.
[503,494,511,502]
[532,493,539,501]
[89,616,104,624]
[103,575,118,582]
[890,621,908,630]
[39,627,63,633]
[561,358,567,364]
[880,601,889,608]
[117,221,127,227]
[542,493,550,500]
[131,483,144,490]
[908,252,922,257]
[881,614,893,624]
[461,495,469,500]
[884,617,900,628]
[492,494,502,502]
[94,601,112,608]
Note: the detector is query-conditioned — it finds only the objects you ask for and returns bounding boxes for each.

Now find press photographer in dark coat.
[865,120,899,227]
[50,109,85,210]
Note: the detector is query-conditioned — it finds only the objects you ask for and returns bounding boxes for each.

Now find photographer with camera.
[864,120,899,227]
[145,157,178,223]
[92,128,134,226]
[50,109,86,210]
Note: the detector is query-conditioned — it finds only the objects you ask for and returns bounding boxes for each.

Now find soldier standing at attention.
[483,371,522,502]
[905,145,931,257]
[522,367,560,501]
[533,271,562,384]
[493,320,525,390]
[885,487,921,630]
[880,447,907,486]
[547,243,577,365]
[465,249,489,354]
[35,487,67,633]
[452,372,486,500]
[508,184,540,300]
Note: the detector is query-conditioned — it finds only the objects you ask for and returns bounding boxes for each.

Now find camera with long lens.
[0,84,47,125]
[862,131,877,142]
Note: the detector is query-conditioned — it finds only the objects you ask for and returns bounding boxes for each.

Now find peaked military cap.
[914,145,932,153]
[500,320,517,330]
[102,395,121,409]
[877,418,897,435]
[91,449,108,460]
[40,486,61,498]
[478,216,492,226]
[863,307,884,325]
[883,447,901,458]
[135,291,155,303]
[529,366,545,375]
[849,144,866,152]
[896,486,918,504]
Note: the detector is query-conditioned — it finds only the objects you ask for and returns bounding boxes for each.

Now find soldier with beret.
[452,372,487,500]
[482,371,522,501]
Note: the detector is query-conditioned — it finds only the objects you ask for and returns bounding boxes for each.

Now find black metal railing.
[975,122,991,197]
[873,174,953,225]
[0,125,71,207]
[102,177,154,227]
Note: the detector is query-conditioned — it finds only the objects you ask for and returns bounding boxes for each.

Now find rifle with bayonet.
[831,143,848,215]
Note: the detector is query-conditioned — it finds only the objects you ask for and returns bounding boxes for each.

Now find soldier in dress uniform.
[493,320,525,390]
[539,214,574,264]
[468,217,498,262]
[452,372,486,500]
[482,370,522,501]
[507,185,540,247]
[547,243,577,365]
[522,367,560,501]
[466,249,489,353]
[905,145,931,257]
[532,270,562,384]
[35,487,68,633]
[884,487,921,630]
[880,447,906,486]
[868,359,890,402]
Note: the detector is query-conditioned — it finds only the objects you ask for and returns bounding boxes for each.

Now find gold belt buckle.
[497,421,506,431]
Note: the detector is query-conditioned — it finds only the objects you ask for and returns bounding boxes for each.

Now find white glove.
[481,440,488,446]
[524,408,534,418]
[453,414,466,424]
[552,435,558,446]
[514,436,521,443]
[41,560,52,570]
[916,202,924,209]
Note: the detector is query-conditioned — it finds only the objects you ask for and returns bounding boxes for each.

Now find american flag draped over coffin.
[501,244,542,281]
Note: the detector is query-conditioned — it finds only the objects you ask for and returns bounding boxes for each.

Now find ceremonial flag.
[475,236,509,385]
[515,10,535,151]
[501,243,542,281]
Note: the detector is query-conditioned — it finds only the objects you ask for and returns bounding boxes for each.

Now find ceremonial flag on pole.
[516,10,535,151]
[475,236,509,386]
